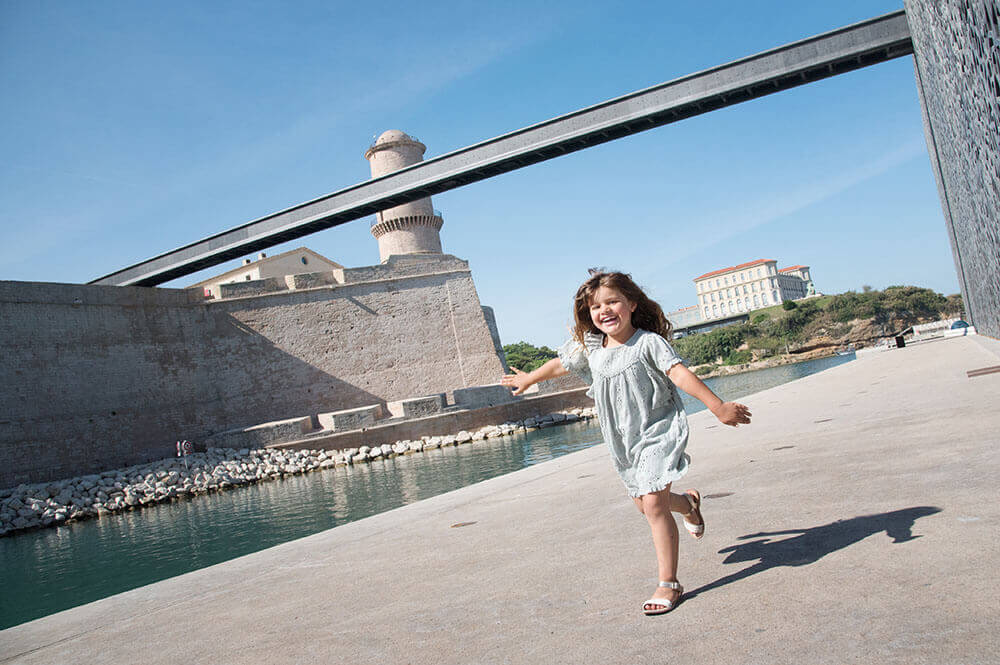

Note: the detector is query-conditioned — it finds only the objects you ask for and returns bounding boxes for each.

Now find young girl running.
[502,270,751,615]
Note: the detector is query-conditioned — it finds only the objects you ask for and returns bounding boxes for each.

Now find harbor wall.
[0,265,506,487]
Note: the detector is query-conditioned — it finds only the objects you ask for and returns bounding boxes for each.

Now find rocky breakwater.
[0,407,597,537]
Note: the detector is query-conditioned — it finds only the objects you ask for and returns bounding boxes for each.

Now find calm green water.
[0,354,853,629]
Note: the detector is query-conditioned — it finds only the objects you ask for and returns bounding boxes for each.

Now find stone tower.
[365,130,444,263]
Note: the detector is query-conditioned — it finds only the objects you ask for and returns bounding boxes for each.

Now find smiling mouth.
[599,315,619,326]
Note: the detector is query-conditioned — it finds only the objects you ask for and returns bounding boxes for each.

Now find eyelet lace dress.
[558,328,690,497]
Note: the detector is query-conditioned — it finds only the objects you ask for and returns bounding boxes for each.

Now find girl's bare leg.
[638,485,697,610]
[632,488,696,516]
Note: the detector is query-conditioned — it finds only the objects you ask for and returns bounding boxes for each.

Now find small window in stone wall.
[301,256,308,265]
[246,275,252,281]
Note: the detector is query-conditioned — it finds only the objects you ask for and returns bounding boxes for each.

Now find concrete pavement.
[3,335,999,664]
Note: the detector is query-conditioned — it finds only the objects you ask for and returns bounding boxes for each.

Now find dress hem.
[625,467,689,498]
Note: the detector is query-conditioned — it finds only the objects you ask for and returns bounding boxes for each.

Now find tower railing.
[370,210,443,228]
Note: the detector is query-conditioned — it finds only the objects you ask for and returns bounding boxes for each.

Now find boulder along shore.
[0,407,597,538]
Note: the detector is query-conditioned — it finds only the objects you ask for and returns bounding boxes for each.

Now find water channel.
[0,354,854,629]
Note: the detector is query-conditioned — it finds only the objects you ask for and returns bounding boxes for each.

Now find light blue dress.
[558,328,690,497]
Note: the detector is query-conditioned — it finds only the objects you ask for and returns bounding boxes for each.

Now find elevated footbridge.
[91,11,912,287]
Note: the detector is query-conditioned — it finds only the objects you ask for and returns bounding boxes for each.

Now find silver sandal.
[642,580,683,615]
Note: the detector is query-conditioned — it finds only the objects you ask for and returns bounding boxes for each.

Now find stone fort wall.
[0,255,506,487]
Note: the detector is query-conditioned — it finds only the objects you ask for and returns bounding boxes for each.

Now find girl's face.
[589,285,637,338]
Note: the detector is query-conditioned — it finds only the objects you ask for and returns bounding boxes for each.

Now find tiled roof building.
[694,259,813,321]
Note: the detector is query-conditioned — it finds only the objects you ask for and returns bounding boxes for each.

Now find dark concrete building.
[907,1,1000,339]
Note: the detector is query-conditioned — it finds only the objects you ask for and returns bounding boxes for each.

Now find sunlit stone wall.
[906,1,1000,339]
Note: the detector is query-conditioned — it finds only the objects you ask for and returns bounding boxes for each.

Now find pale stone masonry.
[189,247,344,300]
[365,130,446,263]
[0,254,511,488]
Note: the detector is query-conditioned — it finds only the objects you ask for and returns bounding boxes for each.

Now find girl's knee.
[641,495,671,519]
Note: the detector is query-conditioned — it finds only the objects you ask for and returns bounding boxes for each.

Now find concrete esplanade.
[4,334,999,664]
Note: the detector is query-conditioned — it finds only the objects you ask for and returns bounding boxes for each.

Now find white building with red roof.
[693,259,813,321]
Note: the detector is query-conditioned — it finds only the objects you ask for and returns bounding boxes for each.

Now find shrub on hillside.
[502,341,557,372]
[826,286,955,326]
[673,324,750,365]
[724,349,753,365]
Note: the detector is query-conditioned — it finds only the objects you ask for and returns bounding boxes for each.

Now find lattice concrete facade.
[907,0,1000,339]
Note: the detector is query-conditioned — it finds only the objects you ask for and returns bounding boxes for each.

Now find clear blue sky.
[0,1,958,348]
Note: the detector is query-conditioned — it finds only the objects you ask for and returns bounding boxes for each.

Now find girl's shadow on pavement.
[685,506,941,599]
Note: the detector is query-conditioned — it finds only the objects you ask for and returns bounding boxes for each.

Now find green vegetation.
[826,285,959,324]
[502,341,558,372]
[725,349,753,365]
[505,287,962,375]
[672,286,962,369]
[672,325,749,366]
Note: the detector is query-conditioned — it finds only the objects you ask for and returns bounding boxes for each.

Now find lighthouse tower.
[365,130,444,263]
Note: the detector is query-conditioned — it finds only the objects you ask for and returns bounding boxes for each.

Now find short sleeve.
[643,333,683,373]
[557,338,593,386]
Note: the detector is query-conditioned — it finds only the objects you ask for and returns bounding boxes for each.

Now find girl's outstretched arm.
[667,363,752,426]
[501,357,569,395]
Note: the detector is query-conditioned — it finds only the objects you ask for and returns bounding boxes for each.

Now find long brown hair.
[572,270,673,346]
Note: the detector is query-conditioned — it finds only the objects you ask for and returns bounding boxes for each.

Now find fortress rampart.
[0,255,507,487]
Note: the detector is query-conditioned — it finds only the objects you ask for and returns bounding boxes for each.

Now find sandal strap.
[684,521,704,534]
[683,490,699,515]
[643,598,677,611]
[657,580,682,589]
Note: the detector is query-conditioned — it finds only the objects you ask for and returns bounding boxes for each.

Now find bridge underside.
[92,11,913,288]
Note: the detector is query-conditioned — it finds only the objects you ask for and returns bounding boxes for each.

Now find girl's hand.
[711,401,752,426]
[501,368,534,396]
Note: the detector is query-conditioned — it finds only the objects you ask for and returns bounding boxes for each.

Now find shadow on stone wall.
[1,295,384,488]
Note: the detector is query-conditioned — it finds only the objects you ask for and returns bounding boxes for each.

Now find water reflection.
[0,354,852,629]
